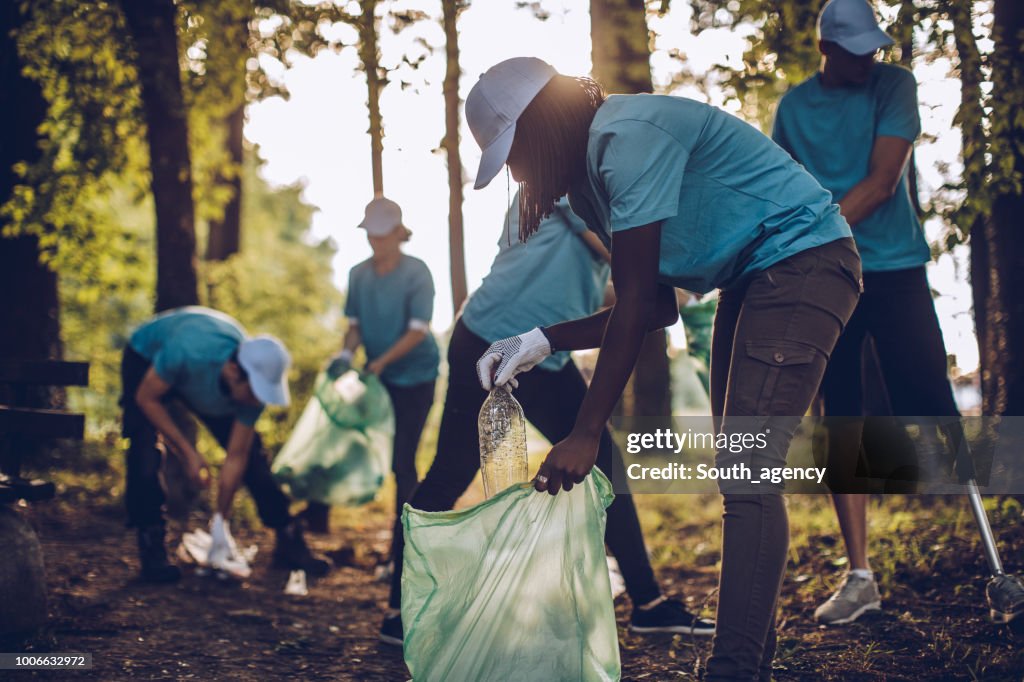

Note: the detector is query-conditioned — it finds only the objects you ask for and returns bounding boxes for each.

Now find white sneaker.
[814,573,881,625]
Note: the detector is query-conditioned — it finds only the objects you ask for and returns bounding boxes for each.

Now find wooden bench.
[0,360,89,504]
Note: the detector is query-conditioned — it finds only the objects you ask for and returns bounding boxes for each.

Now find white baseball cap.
[465,57,558,190]
[359,197,403,237]
[818,0,893,56]
[238,335,291,407]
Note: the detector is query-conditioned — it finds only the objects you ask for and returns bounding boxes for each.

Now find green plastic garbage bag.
[402,468,620,682]
[272,370,394,506]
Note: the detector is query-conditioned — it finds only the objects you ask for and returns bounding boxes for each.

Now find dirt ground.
[4,482,1024,681]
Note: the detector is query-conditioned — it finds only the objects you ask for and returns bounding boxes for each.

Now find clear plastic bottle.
[478,387,528,498]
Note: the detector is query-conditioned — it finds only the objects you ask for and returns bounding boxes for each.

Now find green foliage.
[1,0,147,275]
[201,150,342,452]
[683,0,822,129]
[3,0,345,439]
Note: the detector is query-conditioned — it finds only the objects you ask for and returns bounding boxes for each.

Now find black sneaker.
[137,525,182,584]
[380,613,403,646]
[273,520,331,577]
[630,597,715,636]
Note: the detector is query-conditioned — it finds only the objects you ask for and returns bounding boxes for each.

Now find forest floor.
[3,439,1024,681]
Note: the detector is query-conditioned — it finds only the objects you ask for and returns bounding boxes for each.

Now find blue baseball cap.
[818,0,893,56]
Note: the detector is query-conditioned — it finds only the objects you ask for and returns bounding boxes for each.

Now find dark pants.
[387,320,662,610]
[823,267,959,418]
[707,238,862,681]
[120,347,291,531]
[821,267,960,487]
[381,378,436,548]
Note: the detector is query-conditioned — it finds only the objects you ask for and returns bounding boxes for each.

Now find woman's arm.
[367,328,428,375]
[578,229,611,263]
[536,221,676,493]
[541,283,677,352]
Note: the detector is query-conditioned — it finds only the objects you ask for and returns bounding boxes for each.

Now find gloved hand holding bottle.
[476,327,553,390]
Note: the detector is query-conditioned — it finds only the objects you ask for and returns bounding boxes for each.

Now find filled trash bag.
[402,468,620,682]
[272,370,394,506]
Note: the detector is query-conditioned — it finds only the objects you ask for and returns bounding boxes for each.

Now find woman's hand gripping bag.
[402,468,621,682]
[272,370,394,506]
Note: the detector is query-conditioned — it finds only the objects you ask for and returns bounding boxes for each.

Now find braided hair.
[513,75,605,241]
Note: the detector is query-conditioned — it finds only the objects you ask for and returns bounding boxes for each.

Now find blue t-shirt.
[129,306,263,426]
[772,63,928,272]
[567,94,851,294]
[462,194,610,372]
[344,254,440,387]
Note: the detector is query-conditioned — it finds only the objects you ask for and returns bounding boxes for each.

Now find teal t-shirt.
[772,63,928,272]
[567,94,851,295]
[462,194,610,372]
[344,254,440,387]
[128,306,263,426]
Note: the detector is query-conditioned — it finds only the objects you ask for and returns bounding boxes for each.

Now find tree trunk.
[987,0,1024,415]
[589,0,670,418]
[0,2,63,447]
[0,2,63,371]
[442,0,468,313]
[120,0,199,312]
[206,103,244,261]
[590,0,653,95]
[948,1,991,413]
[894,0,923,216]
[359,0,385,197]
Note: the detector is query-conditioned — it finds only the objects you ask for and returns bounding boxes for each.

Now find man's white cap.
[465,57,558,190]
[238,335,291,407]
[818,0,893,56]
[359,197,403,237]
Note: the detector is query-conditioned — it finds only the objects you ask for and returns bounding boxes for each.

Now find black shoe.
[137,525,181,584]
[630,597,715,636]
[379,613,403,646]
[273,520,331,577]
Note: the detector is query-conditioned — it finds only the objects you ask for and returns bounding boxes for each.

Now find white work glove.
[476,327,552,390]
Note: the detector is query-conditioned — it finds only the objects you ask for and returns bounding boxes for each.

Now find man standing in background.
[772,0,961,625]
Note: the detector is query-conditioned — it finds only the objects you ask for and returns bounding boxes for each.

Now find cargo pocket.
[838,258,864,294]
[731,340,822,416]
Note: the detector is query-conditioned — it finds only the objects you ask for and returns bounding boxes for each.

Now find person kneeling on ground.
[121,306,330,583]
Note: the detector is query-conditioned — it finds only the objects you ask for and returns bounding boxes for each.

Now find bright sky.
[246,0,980,373]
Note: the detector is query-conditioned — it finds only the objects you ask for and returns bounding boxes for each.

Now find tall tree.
[591,0,655,95]
[120,0,200,311]
[442,0,468,312]
[983,0,1024,414]
[198,1,254,262]
[590,0,672,418]
[358,0,386,197]
[0,2,62,372]
[206,104,245,261]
